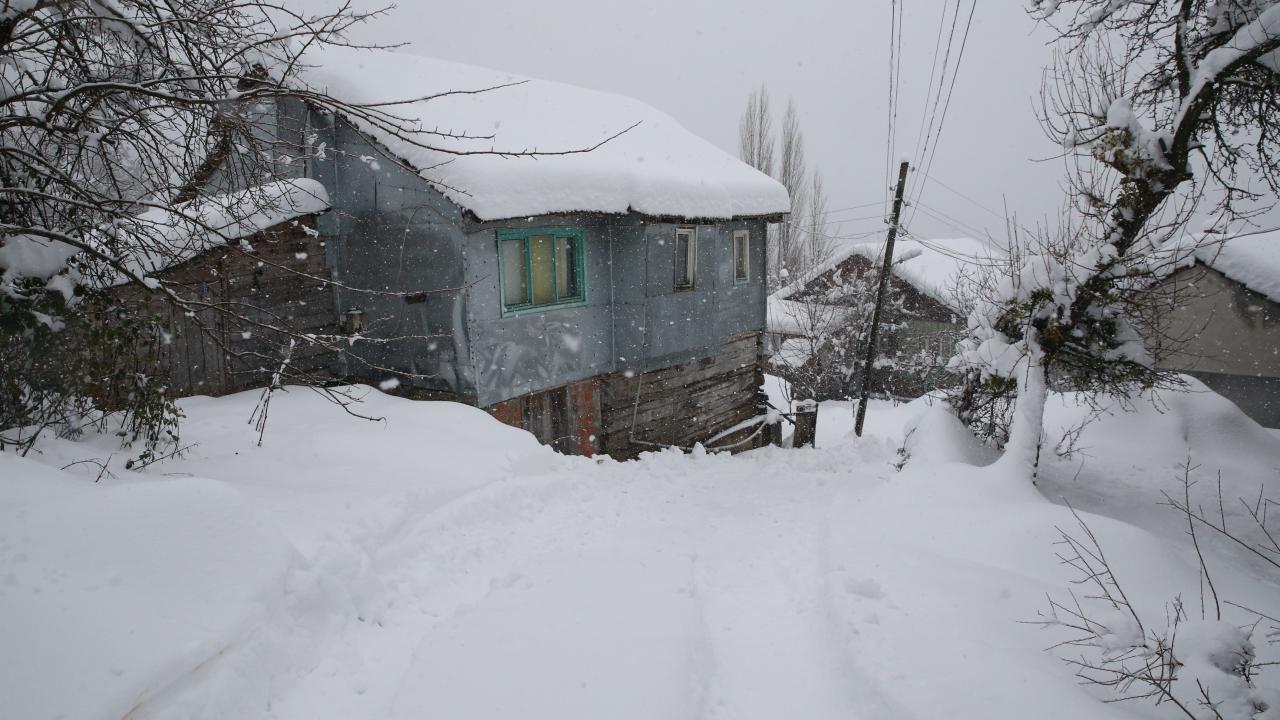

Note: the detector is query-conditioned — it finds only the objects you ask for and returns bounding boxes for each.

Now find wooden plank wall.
[114,216,336,398]
[482,332,766,459]
[486,377,601,456]
[599,331,766,459]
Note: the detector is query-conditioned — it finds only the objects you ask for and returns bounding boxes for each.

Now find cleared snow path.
[290,446,899,720]
[122,419,905,719]
[16,387,1273,719]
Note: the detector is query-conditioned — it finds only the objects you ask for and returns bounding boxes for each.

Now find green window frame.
[496,227,587,316]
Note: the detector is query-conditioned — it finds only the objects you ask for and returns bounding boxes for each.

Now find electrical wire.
[883,0,907,220]
[907,0,978,228]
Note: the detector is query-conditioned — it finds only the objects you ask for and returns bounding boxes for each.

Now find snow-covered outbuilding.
[1145,229,1280,427]
[767,237,989,399]
[163,47,788,456]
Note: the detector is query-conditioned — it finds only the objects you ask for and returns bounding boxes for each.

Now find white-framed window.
[674,226,696,290]
[733,229,750,284]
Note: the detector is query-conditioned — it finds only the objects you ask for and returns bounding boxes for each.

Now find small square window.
[674,227,696,290]
[733,230,750,284]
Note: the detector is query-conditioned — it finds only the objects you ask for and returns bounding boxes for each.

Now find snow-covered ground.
[3,380,1278,719]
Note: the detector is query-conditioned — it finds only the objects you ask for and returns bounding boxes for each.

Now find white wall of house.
[1152,264,1280,378]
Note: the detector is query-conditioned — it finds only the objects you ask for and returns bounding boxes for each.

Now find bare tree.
[799,169,834,276]
[738,84,775,176]
[778,98,809,278]
[1033,1,1280,251]
[0,0,624,455]
[946,0,1280,476]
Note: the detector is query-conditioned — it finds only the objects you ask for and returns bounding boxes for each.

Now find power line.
[909,0,955,169]
[920,169,1039,238]
[909,200,991,240]
[911,0,963,191]
[883,0,903,219]
[918,170,1005,223]
[904,232,1009,269]
[911,200,989,238]
[908,0,978,227]
[824,199,888,216]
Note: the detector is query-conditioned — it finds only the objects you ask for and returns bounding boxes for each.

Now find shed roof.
[1159,229,1280,304]
[296,46,790,222]
[773,236,995,310]
[0,179,330,291]
[111,179,330,285]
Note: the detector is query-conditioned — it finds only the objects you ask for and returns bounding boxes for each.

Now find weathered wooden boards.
[482,331,768,459]
[598,331,766,458]
[113,217,335,397]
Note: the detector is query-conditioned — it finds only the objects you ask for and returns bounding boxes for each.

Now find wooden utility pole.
[854,160,910,437]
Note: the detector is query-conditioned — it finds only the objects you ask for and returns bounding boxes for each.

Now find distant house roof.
[773,237,995,309]
[297,46,790,222]
[767,236,994,338]
[1159,229,1280,304]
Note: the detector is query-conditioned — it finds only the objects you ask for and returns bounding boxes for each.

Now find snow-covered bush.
[955,0,1280,476]
[1040,493,1280,720]
[946,220,1176,472]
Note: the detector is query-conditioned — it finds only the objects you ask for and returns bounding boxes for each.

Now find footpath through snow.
[3,383,1279,719]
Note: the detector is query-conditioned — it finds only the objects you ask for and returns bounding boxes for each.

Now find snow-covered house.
[767,237,987,399]
[1145,230,1280,427]
[173,47,788,457]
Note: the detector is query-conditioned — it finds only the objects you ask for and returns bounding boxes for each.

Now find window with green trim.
[497,228,585,313]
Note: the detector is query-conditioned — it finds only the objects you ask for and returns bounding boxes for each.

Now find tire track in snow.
[131,454,599,719]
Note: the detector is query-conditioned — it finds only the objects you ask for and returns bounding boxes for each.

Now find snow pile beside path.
[0,453,295,720]
[1040,374,1280,543]
[297,45,788,221]
[901,402,999,467]
[824,449,1278,719]
[4,385,563,719]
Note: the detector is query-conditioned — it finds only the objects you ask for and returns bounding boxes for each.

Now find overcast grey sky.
[299,0,1063,242]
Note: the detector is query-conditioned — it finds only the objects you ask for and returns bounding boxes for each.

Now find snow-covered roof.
[0,179,329,294]
[766,295,854,337]
[296,46,790,222]
[774,236,995,310]
[1160,229,1280,304]
[111,179,330,285]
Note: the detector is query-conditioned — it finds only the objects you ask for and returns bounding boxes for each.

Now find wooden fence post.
[793,399,818,448]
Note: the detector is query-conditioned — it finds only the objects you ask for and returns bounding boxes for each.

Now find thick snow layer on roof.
[296,46,789,222]
[774,236,995,311]
[840,237,994,310]
[1,179,329,294]
[767,295,855,337]
[109,179,329,285]
[1161,229,1280,304]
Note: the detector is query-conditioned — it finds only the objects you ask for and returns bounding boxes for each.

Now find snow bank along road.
[4,385,1277,719]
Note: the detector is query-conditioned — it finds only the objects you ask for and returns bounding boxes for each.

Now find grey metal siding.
[463,215,622,406]
[305,108,769,408]
[465,215,768,407]
[307,111,476,398]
